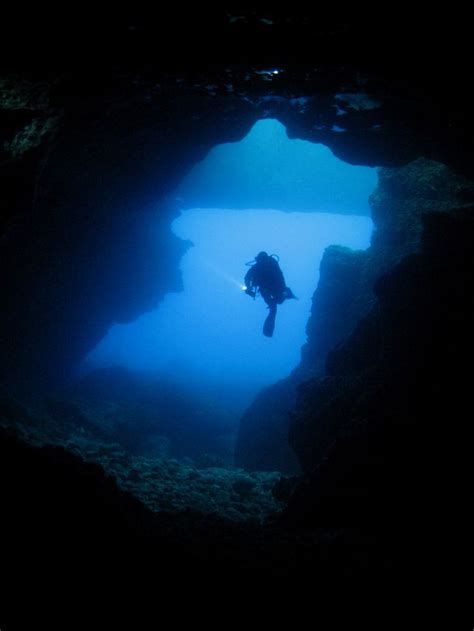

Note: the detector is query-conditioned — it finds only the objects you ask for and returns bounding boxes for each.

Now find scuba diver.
[243,251,296,337]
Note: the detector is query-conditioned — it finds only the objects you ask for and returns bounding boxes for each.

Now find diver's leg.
[263,302,277,337]
[260,288,272,307]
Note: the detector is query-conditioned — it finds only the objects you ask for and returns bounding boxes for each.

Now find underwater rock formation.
[236,159,474,473]
[304,158,474,366]
[235,378,300,473]
[0,81,258,394]
[0,426,281,525]
[1,367,285,521]
[286,208,474,524]
[63,366,238,462]
[1,421,392,620]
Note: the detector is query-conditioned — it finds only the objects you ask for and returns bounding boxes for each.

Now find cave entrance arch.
[84,119,376,410]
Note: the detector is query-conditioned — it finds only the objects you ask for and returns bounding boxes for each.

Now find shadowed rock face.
[235,378,301,473]
[235,159,474,473]
[2,423,407,626]
[286,208,474,525]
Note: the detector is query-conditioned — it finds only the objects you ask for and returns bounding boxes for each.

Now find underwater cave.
[84,119,375,416]
[1,12,473,620]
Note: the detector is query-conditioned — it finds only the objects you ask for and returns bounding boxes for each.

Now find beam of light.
[203,261,247,291]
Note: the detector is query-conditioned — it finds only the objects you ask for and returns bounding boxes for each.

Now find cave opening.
[71,118,376,499]
[84,206,373,407]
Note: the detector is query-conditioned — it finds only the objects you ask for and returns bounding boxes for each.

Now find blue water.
[176,119,376,214]
[85,209,373,404]
[83,119,376,408]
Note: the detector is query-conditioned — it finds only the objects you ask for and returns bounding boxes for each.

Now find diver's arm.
[244,267,257,297]
[244,267,254,287]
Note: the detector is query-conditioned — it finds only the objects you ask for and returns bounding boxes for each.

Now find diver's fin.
[284,287,298,300]
[263,312,276,337]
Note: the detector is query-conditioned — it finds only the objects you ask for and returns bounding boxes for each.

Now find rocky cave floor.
[0,394,283,524]
[0,387,419,589]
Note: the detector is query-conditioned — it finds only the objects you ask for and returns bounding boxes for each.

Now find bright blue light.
[85,209,373,397]
[175,119,377,215]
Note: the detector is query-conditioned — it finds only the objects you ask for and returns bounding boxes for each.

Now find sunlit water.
[84,208,373,406]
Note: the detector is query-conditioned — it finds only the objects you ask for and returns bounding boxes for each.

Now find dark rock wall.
[303,158,474,370]
[300,246,369,373]
[236,159,474,472]
[0,77,60,235]
[286,208,474,524]
[235,378,300,473]
[1,78,261,394]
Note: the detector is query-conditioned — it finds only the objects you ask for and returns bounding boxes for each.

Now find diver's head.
[256,251,269,263]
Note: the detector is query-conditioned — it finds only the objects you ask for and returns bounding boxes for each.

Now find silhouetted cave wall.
[1,80,261,394]
[285,207,474,524]
[235,160,474,472]
[235,379,301,473]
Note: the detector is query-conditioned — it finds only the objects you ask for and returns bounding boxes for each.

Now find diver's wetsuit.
[244,253,294,337]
